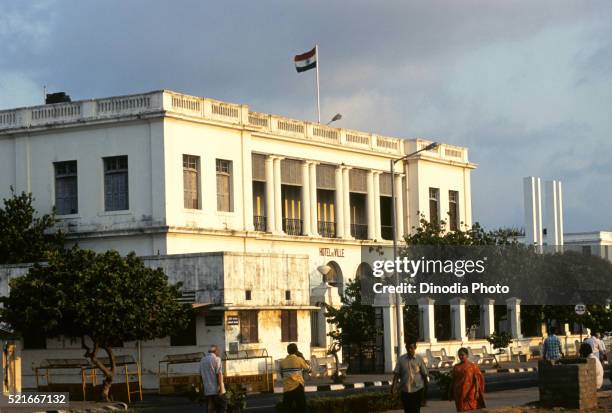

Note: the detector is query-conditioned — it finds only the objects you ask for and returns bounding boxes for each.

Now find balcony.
[381,225,393,240]
[351,223,368,240]
[253,215,266,232]
[318,221,336,238]
[282,218,303,236]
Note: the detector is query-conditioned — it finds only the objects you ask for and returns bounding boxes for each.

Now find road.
[131,371,540,413]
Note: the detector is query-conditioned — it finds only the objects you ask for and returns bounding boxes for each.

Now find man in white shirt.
[199,345,227,413]
[391,342,429,413]
[585,334,600,360]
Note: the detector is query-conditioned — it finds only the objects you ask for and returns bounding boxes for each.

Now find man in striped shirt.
[279,343,310,413]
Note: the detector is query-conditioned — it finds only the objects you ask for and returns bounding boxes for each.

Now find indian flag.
[294,47,317,73]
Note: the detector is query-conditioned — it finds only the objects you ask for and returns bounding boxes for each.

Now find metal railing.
[351,223,368,240]
[381,225,394,240]
[282,218,302,235]
[317,221,336,238]
[253,215,266,232]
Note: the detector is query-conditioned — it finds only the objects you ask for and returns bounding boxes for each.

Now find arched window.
[323,261,343,289]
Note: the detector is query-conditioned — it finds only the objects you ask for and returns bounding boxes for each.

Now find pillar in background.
[366,170,376,240]
[309,162,319,236]
[264,156,275,233]
[300,161,312,236]
[334,166,345,238]
[544,180,564,249]
[450,297,468,342]
[342,167,352,239]
[273,157,284,234]
[481,298,496,338]
[523,176,543,246]
[394,173,405,241]
[506,297,523,339]
[373,171,382,240]
[418,297,437,343]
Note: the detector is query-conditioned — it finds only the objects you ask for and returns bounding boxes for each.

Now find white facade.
[0,90,477,386]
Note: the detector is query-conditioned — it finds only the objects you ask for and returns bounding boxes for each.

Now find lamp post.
[390,141,439,360]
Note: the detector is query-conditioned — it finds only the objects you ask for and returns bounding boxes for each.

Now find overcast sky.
[1,1,611,232]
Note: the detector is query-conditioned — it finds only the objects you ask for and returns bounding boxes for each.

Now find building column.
[273,157,284,234]
[395,173,404,241]
[506,297,523,339]
[301,161,312,236]
[264,156,275,233]
[373,171,382,240]
[450,298,468,342]
[334,166,345,238]
[241,132,254,231]
[309,162,319,236]
[342,167,352,239]
[366,170,376,240]
[481,298,495,338]
[418,297,437,343]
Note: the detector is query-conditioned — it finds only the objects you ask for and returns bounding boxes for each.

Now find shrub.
[276,391,401,413]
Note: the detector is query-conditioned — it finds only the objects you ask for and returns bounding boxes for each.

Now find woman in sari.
[450,347,485,411]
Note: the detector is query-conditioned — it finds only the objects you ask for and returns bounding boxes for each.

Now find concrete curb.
[273,368,538,393]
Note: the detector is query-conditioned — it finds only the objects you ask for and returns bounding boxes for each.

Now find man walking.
[199,345,227,413]
[391,342,429,413]
[543,327,563,362]
[279,343,310,413]
[585,333,600,360]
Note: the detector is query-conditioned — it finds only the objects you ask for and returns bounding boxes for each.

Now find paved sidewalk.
[385,387,539,413]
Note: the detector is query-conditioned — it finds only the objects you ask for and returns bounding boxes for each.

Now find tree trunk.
[82,338,116,402]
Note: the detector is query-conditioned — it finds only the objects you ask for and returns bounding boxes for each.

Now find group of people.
[391,342,485,413]
[202,331,608,413]
[543,328,607,389]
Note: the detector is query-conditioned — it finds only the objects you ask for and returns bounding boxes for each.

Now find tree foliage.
[0,188,64,264]
[401,216,612,335]
[325,279,381,351]
[0,247,192,400]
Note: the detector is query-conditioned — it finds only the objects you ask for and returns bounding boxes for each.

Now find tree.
[0,188,64,264]
[0,247,192,401]
[325,279,381,373]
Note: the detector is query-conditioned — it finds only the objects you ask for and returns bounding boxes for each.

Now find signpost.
[575,304,586,341]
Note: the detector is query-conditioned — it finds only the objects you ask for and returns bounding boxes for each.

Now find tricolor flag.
[294,47,317,73]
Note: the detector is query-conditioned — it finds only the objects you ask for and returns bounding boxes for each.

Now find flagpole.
[315,44,321,123]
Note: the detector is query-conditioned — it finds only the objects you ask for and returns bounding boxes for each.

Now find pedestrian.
[585,333,600,360]
[391,341,429,413]
[579,342,604,390]
[450,347,485,412]
[594,333,607,363]
[279,343,310,413]
[542,327,564,362]
[199,345,227,413]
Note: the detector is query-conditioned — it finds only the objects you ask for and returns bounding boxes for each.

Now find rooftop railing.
[0,90,469,162]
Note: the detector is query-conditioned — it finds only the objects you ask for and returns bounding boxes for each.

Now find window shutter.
[281,159,302,185]
[349,169,367,193]
[379,173,392,196]
[281,311,289,342]
[289,311,298,341]
[252,154,266,181]
[316,164,336,190]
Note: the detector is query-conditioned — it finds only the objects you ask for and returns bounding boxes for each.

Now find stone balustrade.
[0,90,469,162]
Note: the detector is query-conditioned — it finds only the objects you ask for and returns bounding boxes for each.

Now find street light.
[327,113,342,125]
[390,141,440,360]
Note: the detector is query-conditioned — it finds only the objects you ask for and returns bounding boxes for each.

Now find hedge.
[276,391,401,413]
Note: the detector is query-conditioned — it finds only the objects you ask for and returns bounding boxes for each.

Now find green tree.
[0,188,64,264]
[325,279,381,371]
[0,247,192,401]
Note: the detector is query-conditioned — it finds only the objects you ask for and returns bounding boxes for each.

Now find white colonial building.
[0,90,480,389]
